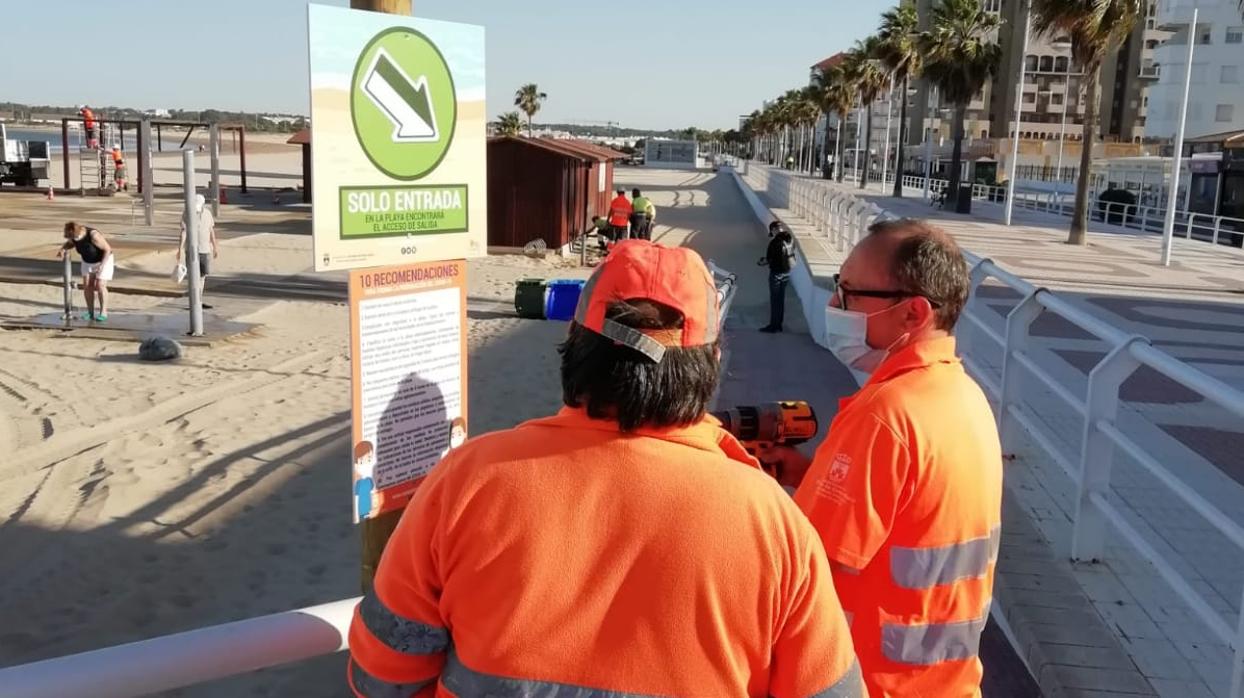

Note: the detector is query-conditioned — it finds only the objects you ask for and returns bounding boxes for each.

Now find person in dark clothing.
[58,221,114,322]
[759,221,795,333]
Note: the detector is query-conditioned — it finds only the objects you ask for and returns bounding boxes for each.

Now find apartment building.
[906,0,1168,147]
[1145,0,1244,139]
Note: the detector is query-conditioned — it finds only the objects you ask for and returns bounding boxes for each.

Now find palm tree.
[877,1,922,197]
[919,0,1002,208]
[811,65,857,182]
[770,93,795,167]
[513,84,547,136]
[842,36,890,189]
[496,111,523,137]
[1032,0,1142,244]
[795,88,822,173]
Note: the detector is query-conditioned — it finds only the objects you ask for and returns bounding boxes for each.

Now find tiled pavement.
[737,163,1244,698]
[620,167,1040,696]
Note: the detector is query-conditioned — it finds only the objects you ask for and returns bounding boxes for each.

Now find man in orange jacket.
[606,188,631,246]
[768,219,1002,698]
[80,105,98,149]
[348,239,863,698]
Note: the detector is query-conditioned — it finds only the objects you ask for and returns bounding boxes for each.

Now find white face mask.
[824,302,911,374]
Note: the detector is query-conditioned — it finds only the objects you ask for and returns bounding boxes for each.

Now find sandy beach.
[0,166,786,696]
[0,210,593,696]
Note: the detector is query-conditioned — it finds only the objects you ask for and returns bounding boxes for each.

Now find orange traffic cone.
[46,185,54,201]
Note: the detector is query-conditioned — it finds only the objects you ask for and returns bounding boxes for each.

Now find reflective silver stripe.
[889,526,1001,589]
[881,615,988,665]
[599,318,666,362]
[442,650,665,697]
[807,659,862,698]
[349,658,433,697]
[358,592,449,655]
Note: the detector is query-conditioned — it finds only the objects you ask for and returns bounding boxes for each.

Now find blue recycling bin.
[544,279,586,321]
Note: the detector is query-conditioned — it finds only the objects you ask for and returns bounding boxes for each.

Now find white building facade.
[1146,0,1244,139]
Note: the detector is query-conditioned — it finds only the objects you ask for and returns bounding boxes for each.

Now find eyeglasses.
[831,273,942,311]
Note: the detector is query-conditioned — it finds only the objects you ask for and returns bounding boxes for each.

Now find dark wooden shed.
[487,137,611,250]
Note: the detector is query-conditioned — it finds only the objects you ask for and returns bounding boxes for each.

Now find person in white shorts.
[58,221,114,322]
[177,194,219,309]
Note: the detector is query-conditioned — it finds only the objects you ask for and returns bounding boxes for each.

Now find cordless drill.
[712,401,818,479]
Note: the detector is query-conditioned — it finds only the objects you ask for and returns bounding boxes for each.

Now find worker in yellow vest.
[629,188,655,241]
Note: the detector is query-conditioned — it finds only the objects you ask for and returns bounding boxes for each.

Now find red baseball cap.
[574,239,719,362]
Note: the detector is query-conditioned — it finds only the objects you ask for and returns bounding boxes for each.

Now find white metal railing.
[960,257,1244,698]
[0,598,358,698]
[897,173,1244,248]
[709,260,739,328]
[750,160,1244,696]
[740,163,891,252]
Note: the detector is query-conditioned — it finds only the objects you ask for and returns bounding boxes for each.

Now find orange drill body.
[712,401,818,477]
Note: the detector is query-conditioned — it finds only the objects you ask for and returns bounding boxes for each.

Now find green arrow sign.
[351,27,457,180]
[365,51,437,141]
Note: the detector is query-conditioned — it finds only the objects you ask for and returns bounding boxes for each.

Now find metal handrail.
[900,173,1244,249]
[961,255,1244,698]
[0,598,358,698]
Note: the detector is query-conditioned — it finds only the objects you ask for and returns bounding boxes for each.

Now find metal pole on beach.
[141,120,154,226]
[210,125,221,218]
[351,0,411,594]
[182,150,204,337]
[238,127,249,194]
[62,254,73,321]
[1161,8,1197,267]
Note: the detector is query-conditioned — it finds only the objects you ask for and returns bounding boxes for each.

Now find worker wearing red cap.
[348,239,863,698]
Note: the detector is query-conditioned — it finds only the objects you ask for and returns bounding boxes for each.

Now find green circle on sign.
[350,27,457,181]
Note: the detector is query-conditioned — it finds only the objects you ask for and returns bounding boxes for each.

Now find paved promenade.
[739,162,1244,698]
[618,167,1040,696]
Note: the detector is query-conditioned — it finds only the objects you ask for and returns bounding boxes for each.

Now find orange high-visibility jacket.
[80,108,96,128]
[349,407,863,698]
[608,194,632,227]
[795,337,1002,698]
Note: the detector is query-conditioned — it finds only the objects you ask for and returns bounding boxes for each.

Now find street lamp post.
[1055,84,1069,183]
[881,73,895,191]
[1051,39,1073,188]
[1004,0,1033,226]
[923,86,940,203]
[1161,8,1199,267]
[853,93,863,182]
[835,119,842,179]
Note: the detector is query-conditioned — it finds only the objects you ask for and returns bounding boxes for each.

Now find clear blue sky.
[3,0,885,131]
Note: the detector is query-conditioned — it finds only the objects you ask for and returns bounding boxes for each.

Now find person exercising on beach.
[58,221,114,322]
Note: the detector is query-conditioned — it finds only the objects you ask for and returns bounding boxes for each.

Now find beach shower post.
[182,150,204,337]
